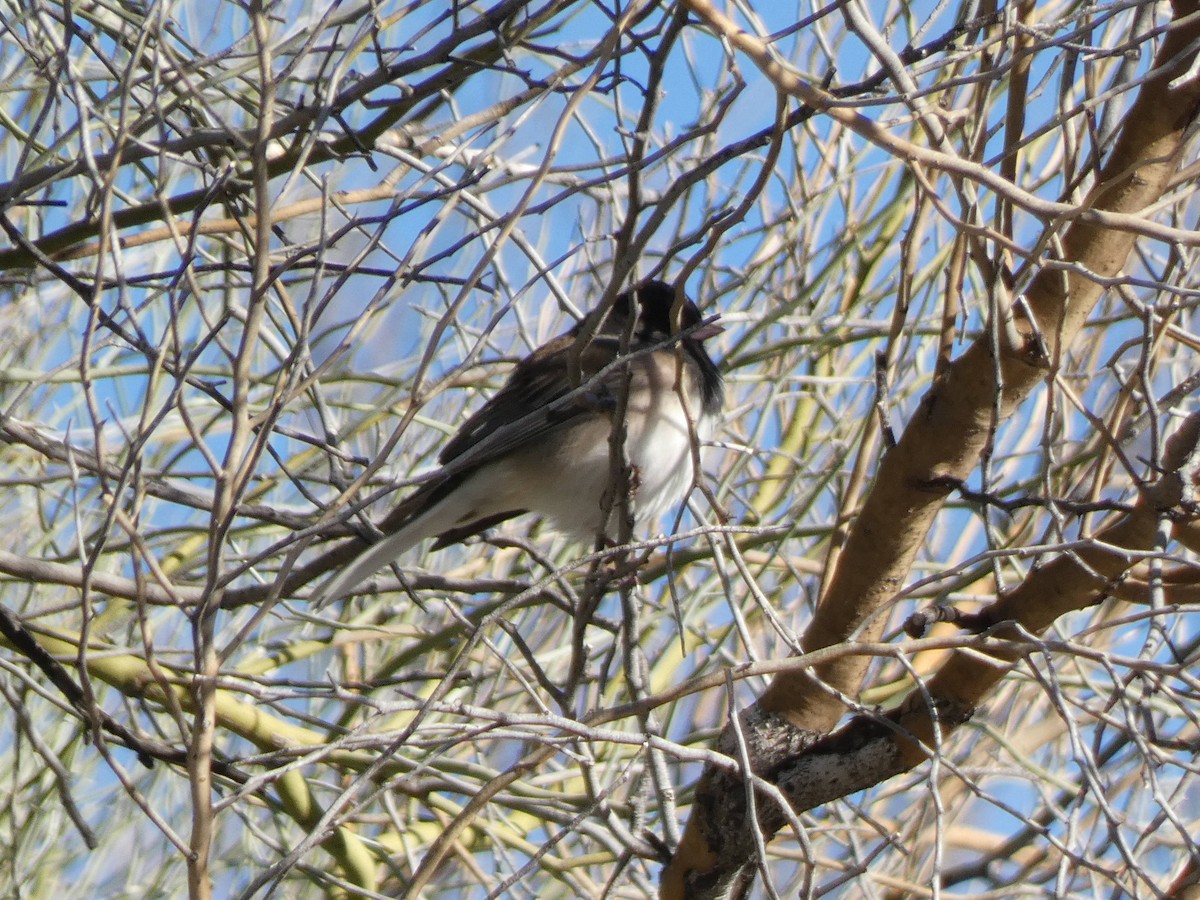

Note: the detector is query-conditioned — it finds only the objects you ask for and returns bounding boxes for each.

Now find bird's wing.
[435,334,620,472]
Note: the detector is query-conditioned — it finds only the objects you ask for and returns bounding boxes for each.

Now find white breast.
[504,352,711,542]
[627,353,712,527]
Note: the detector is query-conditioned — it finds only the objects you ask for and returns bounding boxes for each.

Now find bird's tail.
[310,472,485,607]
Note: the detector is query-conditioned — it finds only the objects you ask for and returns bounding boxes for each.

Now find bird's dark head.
[598,279,723,414]
[609,279,723,344]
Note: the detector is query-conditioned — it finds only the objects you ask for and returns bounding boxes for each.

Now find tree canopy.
[1,1,1199,897]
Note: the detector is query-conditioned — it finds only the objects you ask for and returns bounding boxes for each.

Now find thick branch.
[665,2,1200,896]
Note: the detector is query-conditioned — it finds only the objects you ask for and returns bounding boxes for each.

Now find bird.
[312,279,724,605]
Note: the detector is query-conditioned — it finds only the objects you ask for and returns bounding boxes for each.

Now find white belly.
[502,353,712,541]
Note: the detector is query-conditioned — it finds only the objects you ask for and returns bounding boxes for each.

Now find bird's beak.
[689,316,724,341]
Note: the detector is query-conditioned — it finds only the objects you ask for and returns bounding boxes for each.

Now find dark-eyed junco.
[313,279,723,604]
